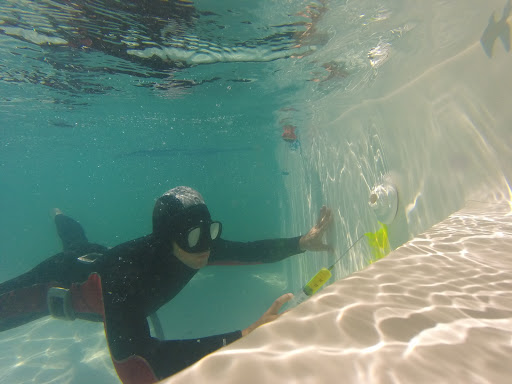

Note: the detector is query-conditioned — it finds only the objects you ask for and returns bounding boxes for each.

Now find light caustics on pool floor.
[164,200,512,384]
[0,318,114,384]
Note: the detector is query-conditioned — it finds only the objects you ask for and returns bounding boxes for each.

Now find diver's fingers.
[316,206,328,226]
[324,207,333,223]
[266,293,293,315]
[316,207,333,232]
[314,206,324,227]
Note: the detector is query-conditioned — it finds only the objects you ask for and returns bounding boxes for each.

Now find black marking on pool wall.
[481,0,511,57]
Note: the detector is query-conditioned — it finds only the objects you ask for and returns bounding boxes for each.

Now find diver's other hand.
[299,205,333,252]
[241,293,293,337]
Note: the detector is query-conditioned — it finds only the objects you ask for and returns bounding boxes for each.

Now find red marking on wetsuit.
[71,273,105,316]
[83,274,159,384]
[0,283,56,319]
[112,355,159,384]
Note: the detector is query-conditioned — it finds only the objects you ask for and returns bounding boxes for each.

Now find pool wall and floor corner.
[164,201,512,384]
[163,1,512,383]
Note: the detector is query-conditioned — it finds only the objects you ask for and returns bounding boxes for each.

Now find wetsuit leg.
[0,282,52,331]
[1,214,107,332]
[0,252,94,332]
[55,214,89,251]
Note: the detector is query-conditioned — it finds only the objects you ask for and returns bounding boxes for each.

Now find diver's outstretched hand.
[241,293,293,337]
[299,206,333,252]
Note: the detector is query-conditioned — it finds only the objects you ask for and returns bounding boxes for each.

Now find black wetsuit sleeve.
[104,304,241,379]
[146,330,242,379]
[208,236,305,265]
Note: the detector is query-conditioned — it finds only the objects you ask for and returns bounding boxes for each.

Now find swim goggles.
[177,220,222,253]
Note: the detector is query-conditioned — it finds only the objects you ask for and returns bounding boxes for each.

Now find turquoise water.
[5,1,508,383]
[0,1,342,382]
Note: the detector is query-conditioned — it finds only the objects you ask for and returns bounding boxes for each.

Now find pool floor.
[163,200,512,384]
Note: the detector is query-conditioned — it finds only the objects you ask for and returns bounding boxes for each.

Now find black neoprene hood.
[152,186,212,242]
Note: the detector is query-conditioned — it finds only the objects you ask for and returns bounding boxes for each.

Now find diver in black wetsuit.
[0,186,333,384]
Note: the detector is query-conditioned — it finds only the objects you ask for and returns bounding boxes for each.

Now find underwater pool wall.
[164,0,512,383]
[279,0,512,290]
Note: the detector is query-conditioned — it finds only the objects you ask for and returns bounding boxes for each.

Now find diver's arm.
[146,331,242,379]
[208,236,305,265]
[241,293,293,336]
[104,304,241,381]
[209,206,333,265]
